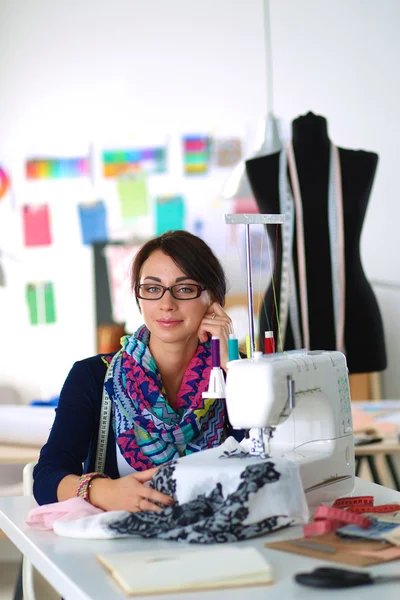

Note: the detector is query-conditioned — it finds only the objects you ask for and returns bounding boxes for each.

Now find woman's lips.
[156,319,183,328]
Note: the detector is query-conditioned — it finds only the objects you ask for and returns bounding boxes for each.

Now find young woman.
[33,230,234,512]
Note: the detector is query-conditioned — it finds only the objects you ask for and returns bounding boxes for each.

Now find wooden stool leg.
[385,455,400,491]
[366,456,382,485]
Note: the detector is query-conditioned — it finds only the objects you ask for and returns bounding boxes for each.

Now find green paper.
[26,282,56,325]
[26,284,38,325]
[117,176,149,221]
[44,282,56,324]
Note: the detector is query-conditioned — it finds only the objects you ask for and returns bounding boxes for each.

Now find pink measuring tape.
[303,497,376,538]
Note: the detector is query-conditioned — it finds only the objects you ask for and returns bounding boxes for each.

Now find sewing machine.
[220,213,355,508]
[225,349,355,508]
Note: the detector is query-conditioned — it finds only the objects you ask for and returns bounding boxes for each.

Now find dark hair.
[131,230,227,306]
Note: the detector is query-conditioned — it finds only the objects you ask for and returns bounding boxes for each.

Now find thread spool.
[228,333,239,361]
[245,335,251,359]
[264,331,275,354]
[211,336,221,368]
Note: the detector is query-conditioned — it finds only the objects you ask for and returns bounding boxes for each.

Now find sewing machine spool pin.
[224,213,285,359]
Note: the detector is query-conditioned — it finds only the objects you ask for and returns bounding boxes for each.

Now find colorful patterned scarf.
[105,325,226,471]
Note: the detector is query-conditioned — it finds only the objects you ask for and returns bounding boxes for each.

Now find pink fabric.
[26,497,104,530]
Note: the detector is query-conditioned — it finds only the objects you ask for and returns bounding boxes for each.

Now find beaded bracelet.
[76,472,110,503]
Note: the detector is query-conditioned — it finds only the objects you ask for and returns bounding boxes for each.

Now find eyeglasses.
[136,283,207,301]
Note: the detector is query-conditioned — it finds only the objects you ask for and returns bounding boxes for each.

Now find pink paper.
[23,204,52,247]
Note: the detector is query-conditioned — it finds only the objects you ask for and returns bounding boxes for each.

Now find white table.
[1,479,400,600]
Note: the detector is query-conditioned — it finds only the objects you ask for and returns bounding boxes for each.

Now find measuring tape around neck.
[94,353,118,473]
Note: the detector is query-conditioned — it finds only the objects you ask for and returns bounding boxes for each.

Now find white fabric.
[54,437,309,541]
[171,437,308,525]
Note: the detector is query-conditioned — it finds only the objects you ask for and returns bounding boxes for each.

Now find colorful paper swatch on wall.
[0,166,10,199]
[117,176,149,221]
[183,135,210,174]
[22,204,52,247]
[103,148,166,178]
[155,195,185,235]
[26,282,56,325]
[215,138,242,167]
[26,158,89,179]
[78,201,108,245]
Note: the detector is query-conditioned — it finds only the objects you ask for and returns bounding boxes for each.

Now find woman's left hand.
[198,302,233,370]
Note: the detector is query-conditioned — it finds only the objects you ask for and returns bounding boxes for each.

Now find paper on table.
[384,525,400,546]
[266,532,395,567]
[97,546,273,596]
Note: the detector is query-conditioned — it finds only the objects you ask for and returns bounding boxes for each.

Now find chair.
[20,462,60,600]
[21,461,36,600]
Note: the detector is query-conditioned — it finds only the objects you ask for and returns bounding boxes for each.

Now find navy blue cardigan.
[33,353,243,506]
[33,354,118,505]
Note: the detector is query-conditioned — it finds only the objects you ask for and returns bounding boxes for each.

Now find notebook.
[97,546,273,596]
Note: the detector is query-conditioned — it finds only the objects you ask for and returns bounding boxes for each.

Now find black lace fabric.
[107,458,294,543]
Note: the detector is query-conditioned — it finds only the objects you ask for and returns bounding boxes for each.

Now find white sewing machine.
[225,349,355,508]
[221,213,355,508]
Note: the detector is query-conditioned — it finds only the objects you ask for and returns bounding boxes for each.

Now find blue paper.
[78,201,108,245]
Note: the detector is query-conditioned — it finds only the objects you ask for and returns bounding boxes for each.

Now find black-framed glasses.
[136,283,207,301]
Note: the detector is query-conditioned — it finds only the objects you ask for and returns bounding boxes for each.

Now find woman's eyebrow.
[142,276,194,283]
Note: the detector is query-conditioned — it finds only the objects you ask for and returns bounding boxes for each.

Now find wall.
[0,0,399,402]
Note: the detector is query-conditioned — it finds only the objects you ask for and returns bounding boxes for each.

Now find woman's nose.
[160,289,177,309]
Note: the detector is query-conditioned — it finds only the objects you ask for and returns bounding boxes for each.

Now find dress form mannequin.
[245,112,386,374]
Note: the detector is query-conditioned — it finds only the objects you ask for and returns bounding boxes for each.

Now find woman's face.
[138,249,212,346]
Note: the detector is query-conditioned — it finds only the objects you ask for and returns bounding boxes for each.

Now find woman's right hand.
[89,468,174,512]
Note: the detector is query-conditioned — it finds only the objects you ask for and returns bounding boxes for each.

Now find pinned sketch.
[105,245,142,327]
[102,147,166,178]
[117,176,149,221]
[0,166,10,200]
[214,138,242,167]
[26,157,89,179]
[78,201,108,245]
[26,282,56,325]
[22,205,52,247]
[183,135,210,174]
[155,195,185,235]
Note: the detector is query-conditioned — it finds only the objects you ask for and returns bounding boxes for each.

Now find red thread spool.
[264,331,275,354]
